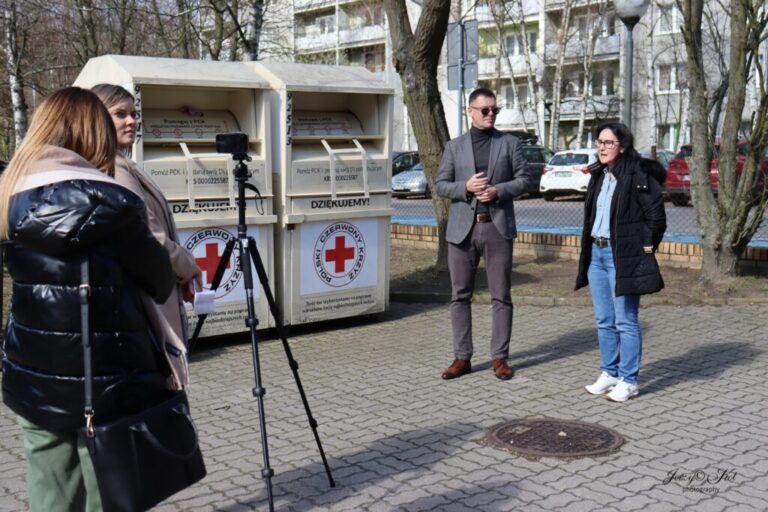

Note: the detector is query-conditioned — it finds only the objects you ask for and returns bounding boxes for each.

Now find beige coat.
[114,155,200,389]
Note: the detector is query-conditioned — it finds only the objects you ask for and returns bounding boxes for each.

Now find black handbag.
[77,261,206,512]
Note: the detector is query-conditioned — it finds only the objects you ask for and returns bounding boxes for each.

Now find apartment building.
[291,0,415,150]
[286,0,757,153]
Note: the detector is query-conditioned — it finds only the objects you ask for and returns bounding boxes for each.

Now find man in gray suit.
[436,87,530,380]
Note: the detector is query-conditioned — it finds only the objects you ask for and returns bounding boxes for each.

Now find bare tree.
[71,0,101,64]
[2,0,30,149]
[575,0,607,148]
[547,0,573,150]
[242,0,266,60]
[383,0,452,269]
[680,0,768,283]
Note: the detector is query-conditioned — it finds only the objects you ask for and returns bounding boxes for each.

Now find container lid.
[74,55,270,89]
[251,62,393,94]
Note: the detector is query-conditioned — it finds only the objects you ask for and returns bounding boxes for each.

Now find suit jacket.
[436,129,530,244]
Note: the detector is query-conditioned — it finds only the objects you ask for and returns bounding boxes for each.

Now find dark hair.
[596,122,640,161]
[468,87,496,105]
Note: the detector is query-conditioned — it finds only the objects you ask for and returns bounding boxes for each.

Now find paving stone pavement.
[1,302,767,512]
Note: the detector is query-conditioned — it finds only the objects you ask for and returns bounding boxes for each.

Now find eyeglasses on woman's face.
[596,139,619,149]
[469,106,501,117]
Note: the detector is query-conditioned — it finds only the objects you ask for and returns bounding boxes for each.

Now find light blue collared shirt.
[591,169,616,240]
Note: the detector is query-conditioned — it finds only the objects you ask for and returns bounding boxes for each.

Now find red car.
[665,143,767,206]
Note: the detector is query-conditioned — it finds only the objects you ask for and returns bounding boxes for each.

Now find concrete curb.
[390,290,768,306]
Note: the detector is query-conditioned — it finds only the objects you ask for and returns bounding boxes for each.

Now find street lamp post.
[615,0,650,131]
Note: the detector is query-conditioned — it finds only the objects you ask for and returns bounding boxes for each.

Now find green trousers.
[17,416,103,512]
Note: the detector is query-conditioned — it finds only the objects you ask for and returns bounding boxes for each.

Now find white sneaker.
[606,380,639,402]
[585,372,620,395]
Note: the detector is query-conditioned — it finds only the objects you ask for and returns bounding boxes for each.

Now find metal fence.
[392,196,768,247]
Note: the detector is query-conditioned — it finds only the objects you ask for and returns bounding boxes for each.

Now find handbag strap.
[79,259,95,438]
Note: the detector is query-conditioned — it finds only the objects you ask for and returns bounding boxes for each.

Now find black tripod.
[189,155,335,511]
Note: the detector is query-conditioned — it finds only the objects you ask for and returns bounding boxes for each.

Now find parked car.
[392,162,430,198]
[665,143,768,206]
[639,148,675,169]
[539,148,598,201]
[504,132,554,196]
[392,151,420,176]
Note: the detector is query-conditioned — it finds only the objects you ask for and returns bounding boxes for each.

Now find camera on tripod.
[216,132,251,160]
[216,132,251,179]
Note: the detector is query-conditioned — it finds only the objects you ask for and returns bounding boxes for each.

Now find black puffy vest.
[575,158,667,296]
[2,177,174,431]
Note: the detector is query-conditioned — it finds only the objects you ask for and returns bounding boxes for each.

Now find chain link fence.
[392,196,768,247]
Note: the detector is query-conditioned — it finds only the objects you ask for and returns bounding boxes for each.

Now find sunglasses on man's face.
[469,106,501,117]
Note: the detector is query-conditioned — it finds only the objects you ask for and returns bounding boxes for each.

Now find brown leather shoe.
[441,359,471,380]
[492,358,514,380]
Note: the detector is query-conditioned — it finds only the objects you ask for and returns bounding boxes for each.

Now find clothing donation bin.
[74,55,276,337]
[251,62,394,325]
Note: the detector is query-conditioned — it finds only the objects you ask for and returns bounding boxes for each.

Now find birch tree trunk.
[548,0,572,151]
[576,1,602,147]
[3,0,29,149]
[242,0,265,60]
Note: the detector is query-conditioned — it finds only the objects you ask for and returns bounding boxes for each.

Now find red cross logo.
[196,243,230,285]
[324,236,354,273]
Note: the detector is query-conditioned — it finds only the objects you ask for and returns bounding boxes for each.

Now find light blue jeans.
[587,244,642,385]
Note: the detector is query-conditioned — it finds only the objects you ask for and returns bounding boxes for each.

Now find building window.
[503,30,537,56]
[658,124,678,150]
[574,14,611,41]
[517,83,530,107]
[499,83,530,108]
[602,12,616,36]
[658,5,681,33]
[317,14,335,35]
[657,63,687,92]
[562,73,584,97]
[364,50,385,72]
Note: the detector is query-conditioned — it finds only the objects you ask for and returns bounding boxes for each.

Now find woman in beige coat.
[93,84,202,389]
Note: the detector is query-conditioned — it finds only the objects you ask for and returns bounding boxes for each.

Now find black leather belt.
[476,213,492,223]
[592,237,610,248]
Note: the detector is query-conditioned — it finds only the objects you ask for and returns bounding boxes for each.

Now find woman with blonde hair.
[0,87,174,511]
[92,84,202,389]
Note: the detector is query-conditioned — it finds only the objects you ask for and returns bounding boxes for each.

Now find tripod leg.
[247,237,336,488]
[238,238,276,511]
[188,237,237,352]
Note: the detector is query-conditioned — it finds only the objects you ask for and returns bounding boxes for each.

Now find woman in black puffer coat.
[0,87,174,511]
[575,122,667,403]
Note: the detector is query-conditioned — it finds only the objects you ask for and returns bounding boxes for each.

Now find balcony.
[295,24,385,52]
[339,24,386,46]
[477,54,543,77]
[545,34,620,62]
[294,0,358,14]
[475,0,542,22]
[295,31,338,52]
[544,0,607,12]
[555,95,617,119]
[496,106,538,127]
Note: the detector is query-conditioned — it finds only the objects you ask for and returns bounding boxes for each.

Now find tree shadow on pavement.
[640,341,762,396]
[213,422,481,512]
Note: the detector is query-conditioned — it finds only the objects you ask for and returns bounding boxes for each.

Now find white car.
[539,149,599,201]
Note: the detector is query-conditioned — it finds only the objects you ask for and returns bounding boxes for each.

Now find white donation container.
[75,55,276,337]
[251,62,394,325]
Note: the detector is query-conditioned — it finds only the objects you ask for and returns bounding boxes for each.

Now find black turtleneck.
[471,126,493,213]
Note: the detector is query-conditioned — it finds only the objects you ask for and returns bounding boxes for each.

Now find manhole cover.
[485,418,624,459]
